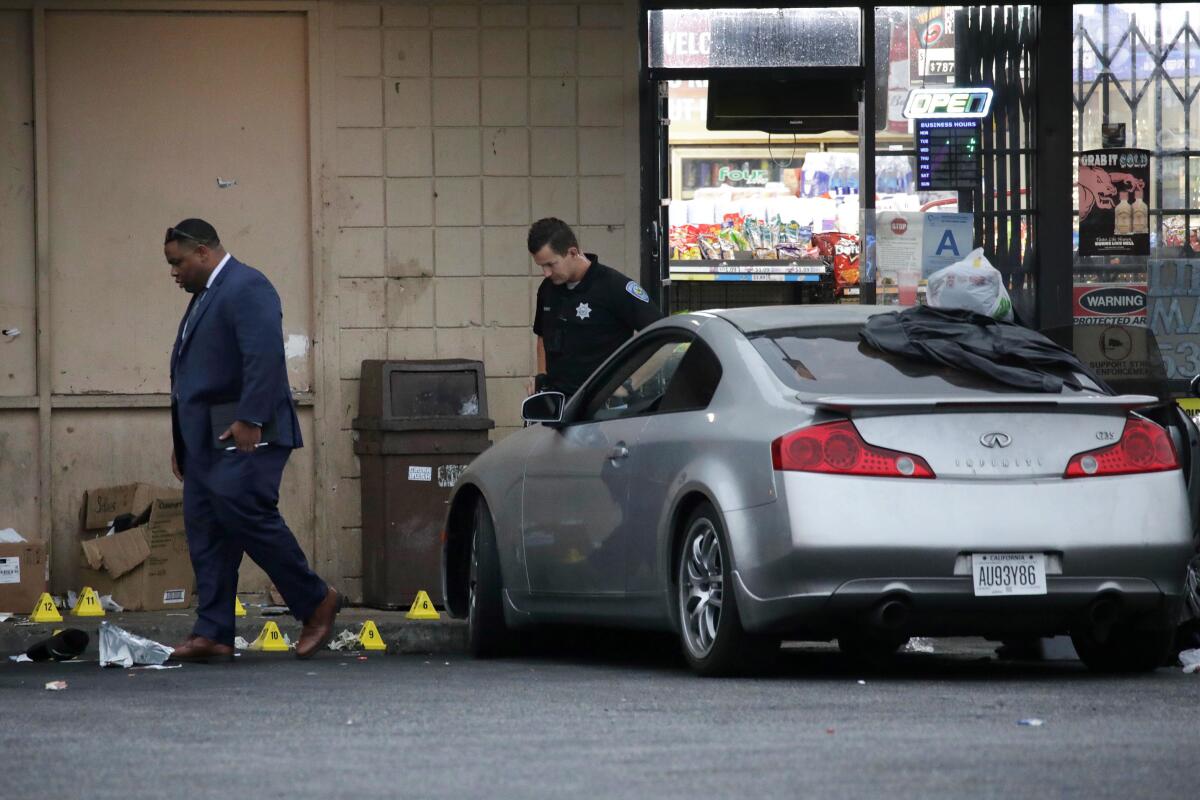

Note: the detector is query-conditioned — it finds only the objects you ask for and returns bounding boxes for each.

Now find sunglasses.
[165,226,210,245]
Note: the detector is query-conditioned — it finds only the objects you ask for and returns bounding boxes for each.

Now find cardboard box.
[79,494,195,611]
[0,541,48,613]
[81,483,180,531]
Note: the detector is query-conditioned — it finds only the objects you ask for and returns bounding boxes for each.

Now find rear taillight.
[771,420,935,478]
[1064,416,1178,478]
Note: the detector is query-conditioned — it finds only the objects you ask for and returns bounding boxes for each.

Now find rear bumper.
[721,471,1195,637]
[734,572,1184,637]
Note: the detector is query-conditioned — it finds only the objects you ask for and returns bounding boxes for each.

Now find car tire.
[467,497,508,659]
[1070,617,1174,673]
[675,501,778,676]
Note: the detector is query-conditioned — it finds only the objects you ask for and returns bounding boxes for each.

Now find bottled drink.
[1114,191,1132,235]
[1131,189,1148,233]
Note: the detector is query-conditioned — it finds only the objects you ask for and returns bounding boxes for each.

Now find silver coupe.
[441,305,1198,675]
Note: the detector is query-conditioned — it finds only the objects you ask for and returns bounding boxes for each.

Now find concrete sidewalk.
[1,602,466,658]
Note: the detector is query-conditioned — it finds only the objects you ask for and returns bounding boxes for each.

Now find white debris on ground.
[1180,649,1200,674]
[903,637,935,653]
[44,681,68,691]
[130,664,182,671]
[97,622,173,668]
[327,629,361,651]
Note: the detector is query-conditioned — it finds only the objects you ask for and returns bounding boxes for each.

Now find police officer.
[528,218,663,396]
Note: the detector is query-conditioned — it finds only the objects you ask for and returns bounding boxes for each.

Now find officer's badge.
[626,281,650,303]
[576,302,592,320]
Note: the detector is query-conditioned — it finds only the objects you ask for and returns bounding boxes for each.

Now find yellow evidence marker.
[405,590,440,620]
[357,620,387,651]
[248,620,290,652]
[234,596,247,617]
[72,586,105,617]
[30,592,63,623]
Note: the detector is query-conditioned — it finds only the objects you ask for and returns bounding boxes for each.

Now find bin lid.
[352,416,495,432]
[357,359,490,422]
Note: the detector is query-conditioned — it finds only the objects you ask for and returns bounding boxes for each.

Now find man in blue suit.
[164,218,338,662]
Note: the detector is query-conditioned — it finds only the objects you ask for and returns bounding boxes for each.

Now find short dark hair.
[527,218,578,255]
[165,218,220,249]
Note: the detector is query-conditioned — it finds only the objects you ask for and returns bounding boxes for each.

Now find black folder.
[209,402,278,449]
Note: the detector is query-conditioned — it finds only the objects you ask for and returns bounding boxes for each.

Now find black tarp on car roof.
[860,306,1112,394]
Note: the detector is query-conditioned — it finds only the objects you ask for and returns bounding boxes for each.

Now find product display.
[812,231,862,294]
[670,214,815,261]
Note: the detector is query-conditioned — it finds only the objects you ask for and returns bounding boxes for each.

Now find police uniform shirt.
[533,255,663,395]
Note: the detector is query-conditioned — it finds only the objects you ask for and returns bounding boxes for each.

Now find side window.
[580,336,692,422]
[658,339,722,413]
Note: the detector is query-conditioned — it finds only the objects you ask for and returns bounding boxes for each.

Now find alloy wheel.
[679,518,724,658]
[468,527,479,618]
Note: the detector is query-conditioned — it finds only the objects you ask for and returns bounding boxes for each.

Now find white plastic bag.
[98,621,174,668]
[925,247,1013,321]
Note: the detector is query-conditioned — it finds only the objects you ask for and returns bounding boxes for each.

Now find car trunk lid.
[804,395,1158,480]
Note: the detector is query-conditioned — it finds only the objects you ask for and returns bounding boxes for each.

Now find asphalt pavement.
[2,632,1196,800]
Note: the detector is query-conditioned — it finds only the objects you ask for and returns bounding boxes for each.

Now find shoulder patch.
[625,280,651,303]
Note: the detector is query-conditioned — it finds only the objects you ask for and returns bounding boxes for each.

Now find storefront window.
[648,8,860,69]
[646,5,1033,314]
[1072,3,1200,392]
[871,7,1034,311]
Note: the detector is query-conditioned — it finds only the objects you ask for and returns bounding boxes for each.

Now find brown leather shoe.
[295,587,340,659]
[169,635,234,663]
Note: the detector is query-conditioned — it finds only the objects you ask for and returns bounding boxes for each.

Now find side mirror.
[1191,374,1200,398]
[522,391,566,426]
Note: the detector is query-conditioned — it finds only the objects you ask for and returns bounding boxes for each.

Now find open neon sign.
[903,87,994,119]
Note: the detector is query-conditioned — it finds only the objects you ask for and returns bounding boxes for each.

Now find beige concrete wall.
[0,0,643,603]
[325,0,643,598]
[0,10,36,399]
[0,11,40,553]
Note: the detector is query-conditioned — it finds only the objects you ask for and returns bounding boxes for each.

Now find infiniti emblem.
[980,432,1012,448]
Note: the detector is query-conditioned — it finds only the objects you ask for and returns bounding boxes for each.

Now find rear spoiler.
[806,393,1161,411]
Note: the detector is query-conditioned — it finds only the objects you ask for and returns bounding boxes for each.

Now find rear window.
[750,325,1106,396]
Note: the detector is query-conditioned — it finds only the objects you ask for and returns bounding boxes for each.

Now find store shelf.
[669,258,830,283]
[669,259,827,271]
[670,273,824,283]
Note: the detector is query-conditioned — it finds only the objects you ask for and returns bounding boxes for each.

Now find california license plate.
[971,553,1047,597]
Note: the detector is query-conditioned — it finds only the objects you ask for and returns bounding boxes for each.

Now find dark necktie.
[182,289,207,340]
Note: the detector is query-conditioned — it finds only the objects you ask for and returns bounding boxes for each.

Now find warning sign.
[1073,284,1148,327]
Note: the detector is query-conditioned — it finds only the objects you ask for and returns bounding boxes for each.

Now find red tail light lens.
[772,420,935,478]
[1064,416,1179,478]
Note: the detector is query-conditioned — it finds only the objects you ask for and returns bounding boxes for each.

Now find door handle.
[608,445,629,461]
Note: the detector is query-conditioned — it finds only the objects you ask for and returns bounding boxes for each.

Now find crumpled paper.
[1180,648,1200,674]
[903,637,935,654]
[327,629,361,651]
[98,622,174,668]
